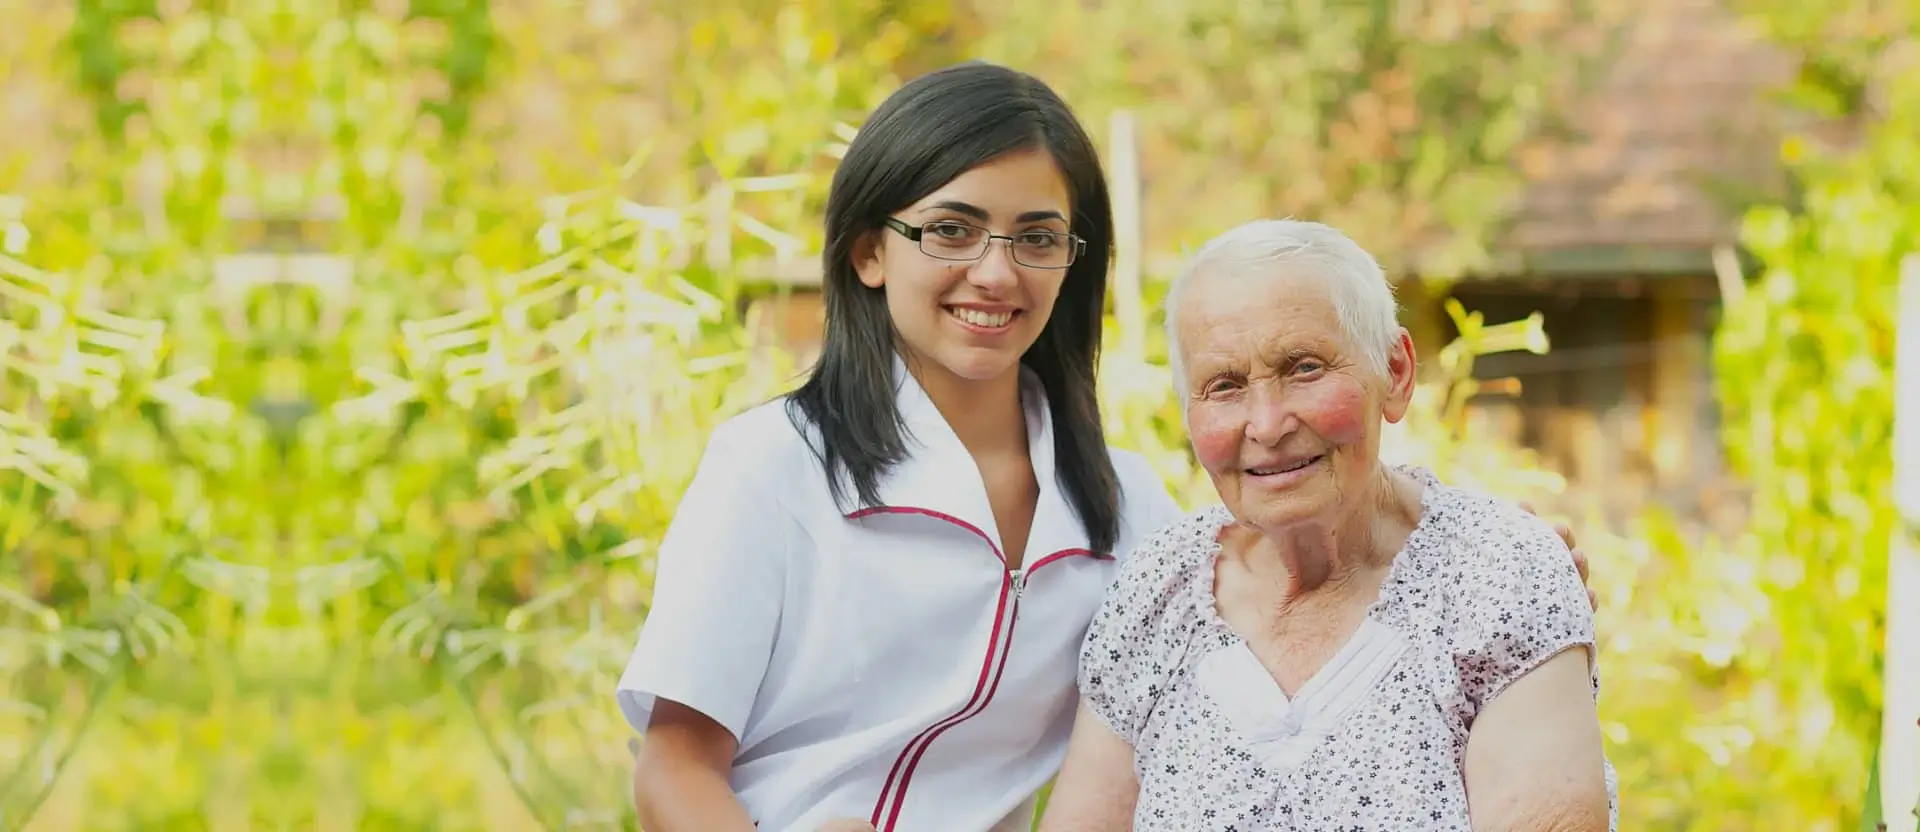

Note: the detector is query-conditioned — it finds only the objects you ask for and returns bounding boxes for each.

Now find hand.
[815,819,880,832]
[1519,502,1597,612]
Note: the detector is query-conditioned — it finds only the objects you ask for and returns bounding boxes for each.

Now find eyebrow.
[923,200,1067,225]
[1188,343,1327,379]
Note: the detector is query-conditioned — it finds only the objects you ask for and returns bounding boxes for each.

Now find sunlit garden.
[1,1,1913,829]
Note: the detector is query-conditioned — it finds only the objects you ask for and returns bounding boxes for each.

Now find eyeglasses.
[884,217,1085,269]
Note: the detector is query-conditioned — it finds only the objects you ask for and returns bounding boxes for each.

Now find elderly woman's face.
[1176,268,1415,531]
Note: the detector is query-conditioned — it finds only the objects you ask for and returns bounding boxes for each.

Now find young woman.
[615,62,1592,832]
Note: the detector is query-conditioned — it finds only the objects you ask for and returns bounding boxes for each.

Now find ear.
[1380,328,1418,424]
[852,230,886,289]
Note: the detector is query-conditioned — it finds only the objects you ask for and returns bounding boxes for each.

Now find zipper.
[846,505,1114,831]
[876,556,1087,829]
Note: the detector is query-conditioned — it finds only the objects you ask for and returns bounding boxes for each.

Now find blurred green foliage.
[968,0,1627,277]
[0,0,1909,830]
[1709,0,1918,827]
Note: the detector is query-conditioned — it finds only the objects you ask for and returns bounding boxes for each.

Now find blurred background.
[0,0,1914,829]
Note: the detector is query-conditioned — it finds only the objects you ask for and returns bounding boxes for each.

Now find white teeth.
[950,307,1013,328]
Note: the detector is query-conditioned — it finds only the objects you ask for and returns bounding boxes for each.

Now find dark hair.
[785,61,1121,553]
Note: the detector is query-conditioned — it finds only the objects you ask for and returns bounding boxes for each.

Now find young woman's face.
[854,147,1075,388]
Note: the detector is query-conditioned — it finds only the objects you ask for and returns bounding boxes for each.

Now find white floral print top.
[1078,466,1619,830]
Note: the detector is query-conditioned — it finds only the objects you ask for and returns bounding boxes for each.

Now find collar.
[846,353,1095,559]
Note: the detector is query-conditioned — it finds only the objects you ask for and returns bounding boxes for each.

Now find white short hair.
[1164,219,1400,392]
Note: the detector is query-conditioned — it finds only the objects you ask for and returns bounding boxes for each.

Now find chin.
[1232,490,1334,531]
[932,345,1028,382]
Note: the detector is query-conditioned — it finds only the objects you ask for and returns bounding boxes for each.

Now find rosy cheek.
[1300,380,1371,446]
[1185,407,1242,473]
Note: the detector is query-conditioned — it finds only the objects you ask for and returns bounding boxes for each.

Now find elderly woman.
[1038,220,1617,831]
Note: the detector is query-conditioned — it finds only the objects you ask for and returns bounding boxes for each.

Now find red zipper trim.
[847,506,1109,831]
[1025,547,1102,572]
[847,506,1005,829]
[878,574,1019,831]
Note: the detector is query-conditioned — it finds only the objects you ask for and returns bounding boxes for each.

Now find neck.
[1238,465,1418,601]
[904,354,1029,457]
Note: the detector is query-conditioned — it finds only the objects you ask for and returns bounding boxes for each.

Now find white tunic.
[616,359,1181,832]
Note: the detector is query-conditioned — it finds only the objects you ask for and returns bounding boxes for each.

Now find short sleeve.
[614,419,792,743]
[1445,505,1599,715]
[1076,513,1211,745]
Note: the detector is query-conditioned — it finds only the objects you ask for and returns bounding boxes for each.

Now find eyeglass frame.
[882,217,1087,270]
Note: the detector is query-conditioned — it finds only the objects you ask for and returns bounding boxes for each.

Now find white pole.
[704,184,733,271]
[1886,252,1920,832]
[1108,110,1144,363]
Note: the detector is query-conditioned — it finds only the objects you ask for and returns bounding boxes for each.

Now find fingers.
[1520,500,1578,550]
[1570,547,1598,611]
[1528,507,1588,608]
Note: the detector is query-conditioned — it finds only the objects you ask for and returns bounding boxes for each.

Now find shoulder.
[701,397,828,479]
[680,396,824,515]
[1404,473,1594,642]
[1106,446,1160,493]
[703,396,818,470]
[1076,503,1225,740]
[1100,503,1227,618]
[1414,472,1572,580]
[1408,476,1599,710]
[1106,447,1185,554]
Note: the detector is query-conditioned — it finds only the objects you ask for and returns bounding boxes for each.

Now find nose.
[1243,380,1297,447]
[967,239,1021,291]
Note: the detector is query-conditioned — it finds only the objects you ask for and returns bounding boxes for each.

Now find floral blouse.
[1078,466,1619,830]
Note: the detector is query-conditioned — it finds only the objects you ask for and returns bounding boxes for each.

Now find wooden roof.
[1503,0,1804,264]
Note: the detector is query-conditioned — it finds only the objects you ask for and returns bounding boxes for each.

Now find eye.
[925,222,977,240]
[1016,231,1062,249]
[1294,360,1325,375]
[1200,377,1241,397]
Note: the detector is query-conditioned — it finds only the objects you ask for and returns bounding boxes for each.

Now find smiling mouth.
[1247,455,1324,476]
[946,306,1017,328]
